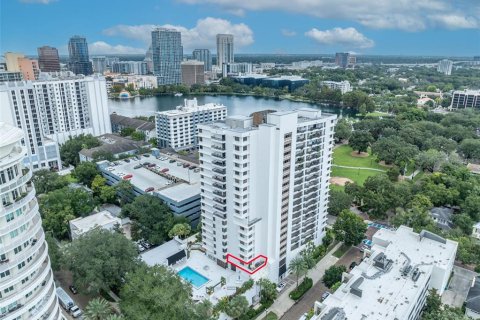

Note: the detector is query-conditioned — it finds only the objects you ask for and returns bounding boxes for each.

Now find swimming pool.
[178,266,209,288]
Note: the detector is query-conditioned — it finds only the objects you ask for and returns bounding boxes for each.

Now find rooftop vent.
[412,268,421,282]
[350,277,364,298]
[373,252,392,271]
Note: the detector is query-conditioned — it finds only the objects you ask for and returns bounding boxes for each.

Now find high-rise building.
[335,52,355,69]
[151,28,183,85]
[437,59,453,75]
[144,46,153,74]
[193,49,212,71]
[222,62,252,77]
[4,53,39,80]
[111,61,148,75]
[311,226,457,320]
[92,56,107,74]
[321,80,352,94]
[449,89,480,109]
[0,122,62,320]
[0,72,23,83]
[156,98,227,150]
[216,34,234,68]
[181,60,205,86]
[68,35,93,75]
[198,108,336,283]
[37,46,60,72]
[0,73,112,170]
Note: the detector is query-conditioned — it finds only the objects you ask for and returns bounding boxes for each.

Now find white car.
[70,305,83,318]
[276,282,286,292]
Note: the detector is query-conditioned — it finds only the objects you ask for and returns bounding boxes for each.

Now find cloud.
[281,29,296,37]
[103,17,254,51]
[88,41,146,55]
[305,27,374,49]
[19,0,56,3]
[178,0,480,31]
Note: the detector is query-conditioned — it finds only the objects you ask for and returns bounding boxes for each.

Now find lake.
[108,95,356,118]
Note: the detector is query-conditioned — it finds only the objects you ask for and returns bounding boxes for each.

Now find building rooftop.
[141,238,186,266]
[79,134,148,158]
[156,98,226,117]
[316,226,458,320]
[105,155,200,194]
[110,113,155,131]
[467,277,480,314]
[70,211,120,235]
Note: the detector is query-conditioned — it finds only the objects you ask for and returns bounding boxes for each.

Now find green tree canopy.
[322,265,347,288]
[121,194,177,245]
[168,223,192,239]
[327,189,353,216]
[32,169,68,194]
[60,134,101,166]
[73,161,100,186]
[63,229,139,294]
[289,255,308,287]
[459,138,480,160]
[120,264,208,320]
[225,295,249,319]
[349,130,374,153]
[84,298,113,320]
[334,118,352,143]
[332,210,367,246]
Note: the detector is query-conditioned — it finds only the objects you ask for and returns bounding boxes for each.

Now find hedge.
[289,277,313,300]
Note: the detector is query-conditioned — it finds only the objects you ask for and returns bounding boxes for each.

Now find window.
[5,213,14,222]
[17,261,25,270]
[0,270,10,279]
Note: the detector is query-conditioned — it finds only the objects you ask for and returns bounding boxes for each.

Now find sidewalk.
[268,242,342,318]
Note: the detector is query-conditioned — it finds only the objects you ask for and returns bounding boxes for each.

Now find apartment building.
[311,226,458,320]
[216,34,234,68]
[437,59,453,75]
[321,81,352,94]
[0,122,61,320]
[0,73,111,170]
[450,90,480,109]
[151,28,183,85]
[181,60,205,86]
[156,98,227,150]
[198,108,336,283]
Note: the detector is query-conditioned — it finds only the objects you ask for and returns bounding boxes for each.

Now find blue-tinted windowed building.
[68,35,93,75]
[152,28,183,85]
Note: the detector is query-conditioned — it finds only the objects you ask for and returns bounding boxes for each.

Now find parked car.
[276,282,286,292]
[143,162,150,166]
[169,159,176,163]
[143,154,150,157]
[123,174,133,180]
[144,187,154,192]
[70,305,83,318]
[69,285,78,295]
[134,164,142,169]
[176,162,183,166]
[349,261,357,270]
[161,168,169,173]
[148,163,156,168]
[321,292,331,301]
[124,159,130,163]
[189,166,196,170]
[137,243,145,252]
[183,163,190,168]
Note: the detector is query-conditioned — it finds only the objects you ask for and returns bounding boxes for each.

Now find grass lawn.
[364,111,394,118]
[331,166,380,185]
[333,145,386,170]
[261,312,278,320]
[330,184,345,192]
[333,244,351,258]
[64,174,78,183]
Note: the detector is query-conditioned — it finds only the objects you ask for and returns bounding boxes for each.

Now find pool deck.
[173,251,252,303]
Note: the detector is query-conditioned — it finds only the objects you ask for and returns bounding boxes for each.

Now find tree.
[120,127,135,137]
[349,130,374,153]
[256,278,277,305]
[334,118,352,143]
[32,169,68,194]
[327,189,353,216]
[91,175,107,195]
[45,232,62,271]
[131,131,146,141]
[91,150,115,162]
[322,265,347,288]
[100,186,117,204]
[423,289,442,315]
[452,213,474,235]
[120,264,203,320]
[168,223,191,239]
[84,298,112,320]
[115,180,135,205]
[121,194,177,245]
[372,136,419,169]
[386,166,401,182]
[459,138,480,160]
[63,229,139,295]
[73,161,99,186]
[289,256,308,288]
[60,134,101,166]
[332,210,367,246]
[225,295,249,319]
[391,207,435,233]
[461,195,480,221]
[415,150,448,172]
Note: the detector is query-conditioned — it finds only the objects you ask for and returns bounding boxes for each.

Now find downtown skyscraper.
[68,35,93,75]
[151,28,183,85]
[216,34,234,68]
[37,46,60,72]
[193,49,212,71]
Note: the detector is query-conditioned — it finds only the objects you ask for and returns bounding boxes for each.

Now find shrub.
[236,279,254,295]
[289,277,313,300]
[323,265,347,288]
[331,281,342,292]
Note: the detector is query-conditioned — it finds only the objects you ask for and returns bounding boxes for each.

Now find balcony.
[211,144,225,151]
[212,152,226,159]
[0,168,32,195]
[213,211,226,219]
[212,160,226,167]
[212,182,226,190]
[213,175,226,183]
[211,134,225,142]
[213,204,226,212]
[212,167,226,175]
[213,190,226,197]
[213,197,226,205]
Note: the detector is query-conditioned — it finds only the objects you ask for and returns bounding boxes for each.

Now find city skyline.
[1,0,479,57]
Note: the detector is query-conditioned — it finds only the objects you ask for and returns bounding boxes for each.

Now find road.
[279,246,363,320]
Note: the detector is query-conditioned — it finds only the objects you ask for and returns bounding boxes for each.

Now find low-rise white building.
[69,210,122,239]
[311,226,458,320]
[320,81,352,94]
[450,90,480,109]
[156,98,227,150]
[472,222,480,240]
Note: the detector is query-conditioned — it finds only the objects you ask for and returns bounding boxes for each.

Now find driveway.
[279,246,362,320]
[442,266,477,307]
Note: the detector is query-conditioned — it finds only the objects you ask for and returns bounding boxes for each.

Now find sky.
[1,0,479,56]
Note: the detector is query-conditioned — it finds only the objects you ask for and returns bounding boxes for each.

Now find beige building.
[181,60,204,86]
[4,52,39,80]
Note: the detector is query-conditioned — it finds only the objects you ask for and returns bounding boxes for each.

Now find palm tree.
[289,256,308,288]
[105,315,125,320]
[84,298,112,320]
